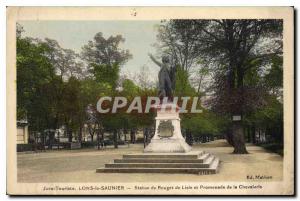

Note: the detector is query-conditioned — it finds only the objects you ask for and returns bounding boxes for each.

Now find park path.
[17,140,283,183]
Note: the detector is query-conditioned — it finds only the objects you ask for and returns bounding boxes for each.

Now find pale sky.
[19,20,161,78]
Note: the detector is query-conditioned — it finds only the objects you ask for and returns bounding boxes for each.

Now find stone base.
[96,102,220,174]
[144,138,191,153]
[96,151,220,175]
[144,103,192,153]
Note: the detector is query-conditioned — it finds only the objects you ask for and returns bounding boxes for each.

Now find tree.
[245,96,283,144]
[81,32,132,92]
[182,111,228,142]
[60,77,82,142]
[17,35,58,134]
[79,76,113,143]
[191,64,211,98]
[156,20,203,73]
[17,26,91,146]
[43,38,84,80]
[167,19,283,153]
[16,23,24,38]
[17,26,133,148]
[80,32,134,147]
[92,63,120,90]
[244,54,283,145]
[174,67,195,97]
[81,32,132,67]
[133,65,156,90]
[85,104,98,142]
[40,38,86,143]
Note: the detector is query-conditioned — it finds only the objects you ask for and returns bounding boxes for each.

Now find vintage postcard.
[7,7,294,195]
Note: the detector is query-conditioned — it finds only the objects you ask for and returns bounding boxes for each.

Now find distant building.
[17,120,28,144]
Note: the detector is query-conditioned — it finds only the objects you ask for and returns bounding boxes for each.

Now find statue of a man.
[149,54,176,100]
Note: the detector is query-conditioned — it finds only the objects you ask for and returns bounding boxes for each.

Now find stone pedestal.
[144,103,191,153]
[96,103,220,175]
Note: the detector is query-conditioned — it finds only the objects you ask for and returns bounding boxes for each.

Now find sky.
[19,20,161,79]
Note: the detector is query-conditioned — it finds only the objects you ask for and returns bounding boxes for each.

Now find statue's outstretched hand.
[148,53,162,67]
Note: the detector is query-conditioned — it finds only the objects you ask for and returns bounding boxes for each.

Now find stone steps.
[96,167,218,174]
[105,162,211,168]
[114,153,210,163]
[122,151,205,159]
[96,151,220,175]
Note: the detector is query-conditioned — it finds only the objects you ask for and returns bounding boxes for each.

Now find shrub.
[17,144,34,152]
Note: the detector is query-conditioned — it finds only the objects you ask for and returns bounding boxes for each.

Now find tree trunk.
[230,63,248,154]
[251,125,256,144]
[97,133,100,150]
[247,126,252,143]
[225,127,234,146]
[66,126,72,143]
[118,129,121,140]
[143,127,148,148]
[78,125,82,143]
[90,134,94,142]
[68,131,72,143]
[232,121,248,154]
[130,129,136,144]
[113,129,118,148]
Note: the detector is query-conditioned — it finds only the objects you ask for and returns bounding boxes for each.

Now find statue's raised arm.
[148,54,173,99]
[148,53,163,68]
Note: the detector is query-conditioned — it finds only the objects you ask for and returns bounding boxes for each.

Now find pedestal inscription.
[157,120,174,138]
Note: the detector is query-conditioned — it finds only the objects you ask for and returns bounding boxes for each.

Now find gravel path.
[17,140,283,183]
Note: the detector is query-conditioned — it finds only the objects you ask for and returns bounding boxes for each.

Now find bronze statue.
[149,54,176,100]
